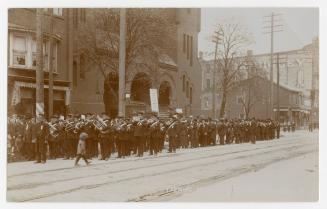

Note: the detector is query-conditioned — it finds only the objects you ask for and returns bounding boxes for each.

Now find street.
[7,130,318,202]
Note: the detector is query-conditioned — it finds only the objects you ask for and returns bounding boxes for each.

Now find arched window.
[182,75,185,92]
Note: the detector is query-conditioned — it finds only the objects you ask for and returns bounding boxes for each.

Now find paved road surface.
[7,130,318,202]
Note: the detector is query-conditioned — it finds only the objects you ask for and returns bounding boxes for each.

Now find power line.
[262,12,284,119]
[211,29,223,119]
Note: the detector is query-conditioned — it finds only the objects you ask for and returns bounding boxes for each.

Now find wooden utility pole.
[263,12,283,118]
[212,31,219,119]
[36,9,44,120]
[48,11,54,119]
[118,8,126,117]
[276,53,280,122]
[211,30,221,119]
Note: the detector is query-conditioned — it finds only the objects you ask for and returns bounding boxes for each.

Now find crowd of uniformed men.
[7,111,283,164]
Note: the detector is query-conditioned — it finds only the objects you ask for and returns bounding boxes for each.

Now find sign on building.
[176,108,183,114]
[149,88,159,112]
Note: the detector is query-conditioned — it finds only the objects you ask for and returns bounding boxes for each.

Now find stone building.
[8,8,202,118]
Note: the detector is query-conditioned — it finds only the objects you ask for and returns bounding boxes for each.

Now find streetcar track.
[7,139,313,191]
[7,135,307,178]
[12,143,317,202]
[132,149,317,202]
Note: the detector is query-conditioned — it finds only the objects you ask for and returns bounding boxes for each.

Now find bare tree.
[214,20,253,118]
[77,9,176,115]
[78,8,176,83]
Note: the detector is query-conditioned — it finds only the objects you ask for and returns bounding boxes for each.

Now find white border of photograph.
[0,0,325,209]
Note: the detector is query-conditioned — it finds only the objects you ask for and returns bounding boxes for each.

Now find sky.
[198,8,319,59]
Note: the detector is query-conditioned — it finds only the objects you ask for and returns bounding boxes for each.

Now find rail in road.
[7,131,318,202]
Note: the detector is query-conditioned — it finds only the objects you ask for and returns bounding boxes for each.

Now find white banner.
[11,84,21,105]
[36,102,44,116]
[65,89,71,106]
[149,88,159,113]
[176,108,183,114]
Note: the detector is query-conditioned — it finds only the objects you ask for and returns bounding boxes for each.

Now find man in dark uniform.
[208,119,217,146]
[276,121,280,139]
[198,120,205,147]
[35,114,48,164]
[149,118,160,155]
[116,120,126,158]
[134,112,145,157]
[23,114,35,160]
[98,117,111,160]
[48,115,59,159]
[249,118,257,144]
[217,119,226,145]
[63,114,76,160]
[179,118,188,149]
[167,116,179,153]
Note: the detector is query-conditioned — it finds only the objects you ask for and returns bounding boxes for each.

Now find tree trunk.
[219,90,227,118]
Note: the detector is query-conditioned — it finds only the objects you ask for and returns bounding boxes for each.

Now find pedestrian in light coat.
[75,132,90,166]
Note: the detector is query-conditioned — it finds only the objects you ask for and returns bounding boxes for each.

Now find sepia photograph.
[4,5,320,204]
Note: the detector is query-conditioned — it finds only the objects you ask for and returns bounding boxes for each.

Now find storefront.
[8,80,70,118]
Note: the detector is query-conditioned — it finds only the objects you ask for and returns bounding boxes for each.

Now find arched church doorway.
[159,81,171,107]
[130,72,152,104]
